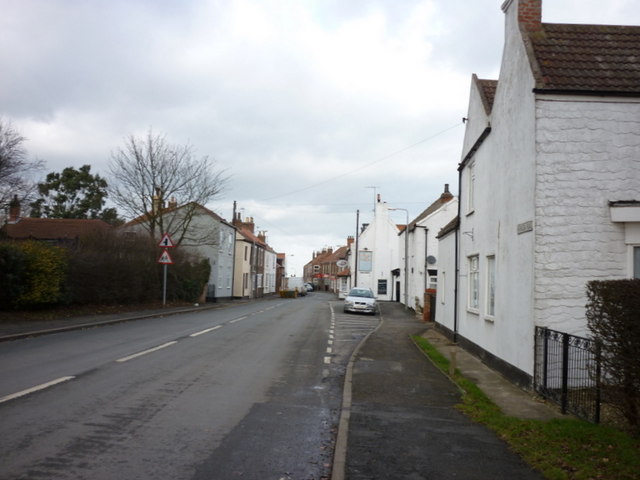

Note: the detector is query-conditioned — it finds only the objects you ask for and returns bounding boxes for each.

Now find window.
[377,279,387,295]
[486,255,496,317]
[468,255,479,310]
[467,162,475,213]
[635,247,640,279]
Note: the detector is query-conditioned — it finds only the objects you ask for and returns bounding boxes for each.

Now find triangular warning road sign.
[158,233,175,248]
[158,249,173,264]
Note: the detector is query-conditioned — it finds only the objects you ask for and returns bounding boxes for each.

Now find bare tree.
[0,118,42,213]
[109,131,228,244]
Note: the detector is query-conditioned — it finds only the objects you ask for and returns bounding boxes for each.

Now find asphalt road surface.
[0,292,378,480]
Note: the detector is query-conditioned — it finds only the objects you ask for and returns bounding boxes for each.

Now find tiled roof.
[123,202,232,229]
[407,188,455,232]
[2,217,112,240]
[528,23,640,94]
[437,216,459,239]
[237,227,267,247]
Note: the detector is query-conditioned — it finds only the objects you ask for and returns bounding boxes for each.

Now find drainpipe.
[453,168,461,343]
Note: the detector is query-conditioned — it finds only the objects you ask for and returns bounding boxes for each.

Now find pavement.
[332,301,566,480]
[0,297,566,479]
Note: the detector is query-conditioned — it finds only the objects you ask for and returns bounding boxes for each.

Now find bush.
[66,233,161,304]
[166,255,210,303]
[0,243,27,308]
[586,279,640,434]
[66,232,211,305]
[16,241,67,307]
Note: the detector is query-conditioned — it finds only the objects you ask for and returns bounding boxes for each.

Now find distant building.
[1,195,112,245]
[121,201,236,301]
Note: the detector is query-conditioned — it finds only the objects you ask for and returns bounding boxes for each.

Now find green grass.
[412,335,640,480]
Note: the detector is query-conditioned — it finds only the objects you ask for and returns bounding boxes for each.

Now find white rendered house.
[355,196,401,301]
[437,0,640,387]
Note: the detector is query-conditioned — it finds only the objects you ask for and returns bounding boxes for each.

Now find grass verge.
[412,335,640,480]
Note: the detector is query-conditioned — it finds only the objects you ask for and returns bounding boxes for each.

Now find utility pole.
[365,186,379,212]
[354,209,359,287]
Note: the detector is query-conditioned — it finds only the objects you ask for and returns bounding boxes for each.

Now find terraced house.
[436,0,640,388]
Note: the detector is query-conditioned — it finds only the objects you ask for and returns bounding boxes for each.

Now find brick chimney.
[347,236,354,247]
[8,195,20,223]
[440,183,454,203]
[517,0,542,33]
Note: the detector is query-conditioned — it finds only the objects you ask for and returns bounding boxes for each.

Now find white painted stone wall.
[456,0,539,377]
[356,200,400,301]
[434,228,456,331]
[534,97,640,336]
[404,198,458,311]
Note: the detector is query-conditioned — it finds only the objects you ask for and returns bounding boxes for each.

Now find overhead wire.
[260,121,463,201]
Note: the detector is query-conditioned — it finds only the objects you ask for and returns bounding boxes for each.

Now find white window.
[468,255,479,310]
[486,255,496,317]
[467,162,475,213]
[634,246,640,279]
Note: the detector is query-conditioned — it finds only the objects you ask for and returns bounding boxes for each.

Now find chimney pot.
[9,195,21,222]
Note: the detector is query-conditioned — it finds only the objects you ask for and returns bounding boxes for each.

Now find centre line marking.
[230,316,247,324]
[0,376,75,404]
[190,325,222,337]
[116,341,177,363]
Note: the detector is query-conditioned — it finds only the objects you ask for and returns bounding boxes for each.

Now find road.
[0,292,378,480]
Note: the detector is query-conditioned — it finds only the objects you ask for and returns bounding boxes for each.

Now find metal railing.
[534,326,601,423]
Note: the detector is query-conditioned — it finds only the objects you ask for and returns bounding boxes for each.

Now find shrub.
[166,255,211,303]
[16,240,67,307]
[0,242,27,309]
[66,233,160,304]
[586,279,640,435]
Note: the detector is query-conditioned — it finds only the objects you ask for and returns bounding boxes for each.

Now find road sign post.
[157,234,175,305]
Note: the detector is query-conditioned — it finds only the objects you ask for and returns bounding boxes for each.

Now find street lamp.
[389,207,409,310]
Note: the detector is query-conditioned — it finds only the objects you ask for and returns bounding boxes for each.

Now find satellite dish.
[426,255,437,265]
[336,260,348,268]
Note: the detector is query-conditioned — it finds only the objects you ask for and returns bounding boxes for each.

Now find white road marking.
[116,341,177,363]
[327,347,332,354]
[190,325,223,337]
[0,376,75,404]
[229,316,248,324]
[324,356,331,364]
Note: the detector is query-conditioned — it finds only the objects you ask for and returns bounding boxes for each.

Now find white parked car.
[343,287,377,315]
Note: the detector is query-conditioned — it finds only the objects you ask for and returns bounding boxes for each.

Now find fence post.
[561,332,569,414]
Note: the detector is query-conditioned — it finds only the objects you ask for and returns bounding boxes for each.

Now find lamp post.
[389,207,409,310]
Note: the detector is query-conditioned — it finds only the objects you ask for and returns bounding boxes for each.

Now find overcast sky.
[3,0,639,276]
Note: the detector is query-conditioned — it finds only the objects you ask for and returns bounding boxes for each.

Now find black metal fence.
[534,326,601,423]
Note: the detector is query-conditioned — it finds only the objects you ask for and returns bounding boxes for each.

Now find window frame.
[466,162,475,214]
[468,254,479,312]
[485,254,496,319]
